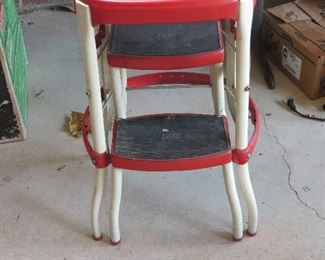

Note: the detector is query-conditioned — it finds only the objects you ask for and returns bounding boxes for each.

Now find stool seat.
[111,114,232,171]
[107,21,224,69]
[80,0,239,25]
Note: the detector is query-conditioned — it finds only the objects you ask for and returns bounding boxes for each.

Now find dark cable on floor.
[287,98,325,122]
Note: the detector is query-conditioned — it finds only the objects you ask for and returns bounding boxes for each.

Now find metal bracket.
[232,97,260,164]
[82,107,111,168]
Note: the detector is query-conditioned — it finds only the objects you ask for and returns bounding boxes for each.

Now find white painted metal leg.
[76,0,108,240]
[224,21,236,121]
[109,66,126,245]
[121,68,127,86]
[103,60,115,132]
[76,0,107,153]
[97,25,110,97]
[210,63,226,116]
[236,163,257,235]
[210,63,243,239]
[92,168,107,240]
[98,26,111,136]
[222,162,243,240]
[110,167,123,244]
[121,68,128,117]
[98,29,106,90]
[235,0,258,235]
[109,67,127,119]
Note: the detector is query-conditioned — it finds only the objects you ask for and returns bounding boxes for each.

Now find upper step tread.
[109,22,221,57]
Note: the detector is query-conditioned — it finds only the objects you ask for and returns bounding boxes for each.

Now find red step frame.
[82,72,260,170]
[111,114,232,171]
[107,22,224,70]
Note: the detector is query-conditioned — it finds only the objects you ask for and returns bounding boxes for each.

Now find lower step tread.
[112,114,230,160]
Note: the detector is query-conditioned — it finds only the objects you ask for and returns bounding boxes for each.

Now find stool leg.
[110,67,127,119]
[237,164,257,235]
[121,68,128,113]
[235,0,258,236]
[109,67,126,245]
[76,1,108,240]
[210,64,243,239]
[101,28,115,131]
[110,167,123,245]
[222,162,243,240]
[92,168,107,240]
[224,21,237,121]
[210,63,225,116]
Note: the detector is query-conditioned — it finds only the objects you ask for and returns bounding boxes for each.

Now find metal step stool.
[76,0,260,245]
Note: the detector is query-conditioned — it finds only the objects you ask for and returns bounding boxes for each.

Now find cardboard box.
[263,0,325,99]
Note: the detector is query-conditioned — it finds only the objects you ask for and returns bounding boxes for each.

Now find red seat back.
[80,0,240,26]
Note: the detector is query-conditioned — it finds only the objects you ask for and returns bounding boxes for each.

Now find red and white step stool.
[75,0,260,245]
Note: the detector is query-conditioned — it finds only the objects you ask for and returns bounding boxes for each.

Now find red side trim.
[83,108,111,169]
[107,22,224,70]
[108,51,224,70]
[232,97,260,165]
[111,152,232,172]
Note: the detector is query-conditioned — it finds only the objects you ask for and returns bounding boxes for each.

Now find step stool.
[75,0,260,245]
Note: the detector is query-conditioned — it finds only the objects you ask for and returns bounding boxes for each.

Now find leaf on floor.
[68,111,84,138]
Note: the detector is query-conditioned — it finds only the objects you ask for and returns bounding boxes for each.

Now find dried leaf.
[68,111,84,138]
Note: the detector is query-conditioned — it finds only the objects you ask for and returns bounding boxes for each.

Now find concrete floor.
[1,10,325,260]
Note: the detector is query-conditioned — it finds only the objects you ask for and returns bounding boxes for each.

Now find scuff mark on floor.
[15,214,20,224]
[263,114,325,221]
[34,89,44,97]
[57,165,66,171]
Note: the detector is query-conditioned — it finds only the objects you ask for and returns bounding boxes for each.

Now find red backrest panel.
[80,0,241,26]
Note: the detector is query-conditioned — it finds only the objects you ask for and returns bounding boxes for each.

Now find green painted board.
[0,0,28,143]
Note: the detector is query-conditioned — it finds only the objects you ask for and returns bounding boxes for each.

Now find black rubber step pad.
[114,114,230,160]
[109,22,220,56]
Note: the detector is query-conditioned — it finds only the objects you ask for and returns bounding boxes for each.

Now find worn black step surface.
[113,114,230,160]
[109,21,220,56]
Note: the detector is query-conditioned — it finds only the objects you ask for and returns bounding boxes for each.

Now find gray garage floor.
[0,10,324,260]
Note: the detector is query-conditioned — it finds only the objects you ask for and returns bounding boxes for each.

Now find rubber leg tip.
[93,233,104,241]
[110,239,121,246]
[247,231,257,237]
[232,236,243,241]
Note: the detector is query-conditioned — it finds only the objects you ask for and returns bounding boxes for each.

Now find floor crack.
[262,113,269,130]
[263,115,325,221]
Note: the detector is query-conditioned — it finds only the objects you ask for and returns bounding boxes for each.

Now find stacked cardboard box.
[263,0,325,99]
